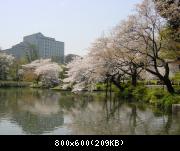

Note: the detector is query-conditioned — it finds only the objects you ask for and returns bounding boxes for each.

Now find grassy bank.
[0,81,32,87]
[117,84,180,112]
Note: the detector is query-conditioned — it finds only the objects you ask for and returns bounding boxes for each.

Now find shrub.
[145,88,180,112]
[96,83,106,91]
[171,72,180,82]
[161,95,180,111]
[145,89,166,107]
[132,85,147,101]
[174,85,180,94]
[120,83,134,99]
[96,83,120,92]
[118,84,147,101]
[118,84,180,112]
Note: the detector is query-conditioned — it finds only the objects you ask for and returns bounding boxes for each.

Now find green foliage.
[172,72,180,81]
[121,83,134,99]
[118,83,147,101]
[173,85,180,94]
[150,80,158,85]
[145,88,167,105]
[96,83,106,91]
[111,84,120,92]
[145,88,180,112]
[132,85,147,101]
[95,83,119,92]
[161,95,180,111]
[117,83,180,112]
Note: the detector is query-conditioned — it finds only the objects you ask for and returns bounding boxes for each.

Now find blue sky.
[0,0,142,55]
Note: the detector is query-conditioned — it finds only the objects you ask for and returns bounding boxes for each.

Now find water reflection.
[0,89,64,134]
[65,93,180,135]
[0,88,179,135]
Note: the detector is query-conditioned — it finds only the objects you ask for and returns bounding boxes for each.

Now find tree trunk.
[163,78,174,94]
[132,74,137,87]
[110,81,112,99]
[105,79,109,98]
[111,78,124,92]
[146,64,175,94]
[131,64,137,86]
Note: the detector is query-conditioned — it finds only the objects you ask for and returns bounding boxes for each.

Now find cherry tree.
[88,36,126,91]
[22,59,62,88]
[0,52,14,80]
[63,55,103,92]
[111,16,146,86]
[130,0,175,93]
[63,36,129,92]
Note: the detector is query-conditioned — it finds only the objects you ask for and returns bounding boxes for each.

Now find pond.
[0,88,179,135]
